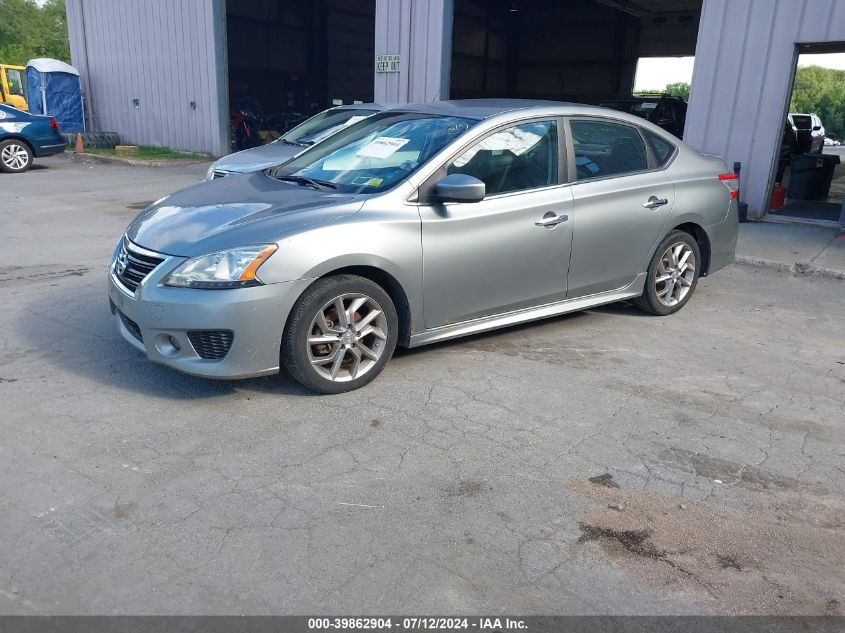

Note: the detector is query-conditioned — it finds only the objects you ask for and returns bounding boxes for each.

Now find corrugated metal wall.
[65,0,227,156]
[450,0,640,102]
[374,0,452,103]
[686,0,845,218]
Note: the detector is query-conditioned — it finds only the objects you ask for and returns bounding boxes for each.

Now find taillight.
[718,172,739,199]
[49,118,59,130]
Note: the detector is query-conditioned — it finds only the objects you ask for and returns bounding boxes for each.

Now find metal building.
[66,0,845,219]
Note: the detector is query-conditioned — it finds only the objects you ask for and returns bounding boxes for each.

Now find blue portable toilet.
[25,58,85,133]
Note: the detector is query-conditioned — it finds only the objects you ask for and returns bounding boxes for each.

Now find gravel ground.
[1,157,843,615]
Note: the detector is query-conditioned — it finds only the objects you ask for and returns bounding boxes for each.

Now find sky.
[634,52,845,92]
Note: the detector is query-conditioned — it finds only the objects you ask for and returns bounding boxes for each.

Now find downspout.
[75,0,95,130]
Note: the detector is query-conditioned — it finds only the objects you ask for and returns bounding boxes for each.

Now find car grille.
[114,239,165,293]
[118,311,143,342]
[187,330,234,360]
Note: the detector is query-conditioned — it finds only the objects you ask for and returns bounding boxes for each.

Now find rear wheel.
[633,230,701,316]
[0,140,33,173]
[282,275,398,394]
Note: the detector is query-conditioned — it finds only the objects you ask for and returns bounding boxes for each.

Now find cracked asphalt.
[1,157,843,615]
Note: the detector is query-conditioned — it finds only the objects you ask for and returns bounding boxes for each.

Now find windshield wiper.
[281,139,307,147]
[276,175,337,190]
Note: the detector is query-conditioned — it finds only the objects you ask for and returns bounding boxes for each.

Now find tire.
[633,230,701,316]
[282,274,399,394]
[0,139,33,173]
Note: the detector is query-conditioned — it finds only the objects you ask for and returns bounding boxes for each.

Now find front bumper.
[108,267,313,379]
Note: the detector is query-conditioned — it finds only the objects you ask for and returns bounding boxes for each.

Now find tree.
[635,82,691,102]
[790,65,845,137]
[0,0,70,65]
[664,82,690,102]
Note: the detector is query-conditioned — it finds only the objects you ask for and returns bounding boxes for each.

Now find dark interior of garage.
[225,0,375,140]
[450,0,702,103]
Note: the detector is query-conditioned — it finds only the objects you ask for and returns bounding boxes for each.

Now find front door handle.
[643,196,669,209]
[535,212,569,228]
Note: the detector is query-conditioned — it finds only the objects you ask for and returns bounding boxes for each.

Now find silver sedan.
[205,103,389,180]
[109,100,738,393]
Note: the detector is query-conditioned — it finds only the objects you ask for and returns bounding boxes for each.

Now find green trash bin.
[788,153,841,200]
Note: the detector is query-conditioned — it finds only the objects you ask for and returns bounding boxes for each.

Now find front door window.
[447,120,559,195]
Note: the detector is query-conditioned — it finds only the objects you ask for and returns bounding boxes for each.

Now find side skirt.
[408,273,647,348]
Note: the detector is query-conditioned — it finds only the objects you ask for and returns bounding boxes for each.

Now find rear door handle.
[643,196,669,209]
[535,212,569,228]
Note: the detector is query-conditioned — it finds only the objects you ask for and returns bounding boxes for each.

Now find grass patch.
[72,145,209,160]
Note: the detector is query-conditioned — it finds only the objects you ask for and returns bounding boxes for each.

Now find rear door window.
[569,119,649,181]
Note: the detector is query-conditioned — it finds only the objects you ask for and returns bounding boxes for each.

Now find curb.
[64,151,212,169]
[734,256,845,281]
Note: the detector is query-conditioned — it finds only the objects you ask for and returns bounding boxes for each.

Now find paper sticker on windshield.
[640,102,658,109]
[352,176,384,187]
[343,115,368,127]
[356,137,410,159]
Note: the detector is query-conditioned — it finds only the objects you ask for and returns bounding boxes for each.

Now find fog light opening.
[155,333,181,357]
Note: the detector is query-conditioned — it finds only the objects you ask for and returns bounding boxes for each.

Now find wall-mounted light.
[509,1,519,12]
[132,98,140,109]
[189,101,197,110]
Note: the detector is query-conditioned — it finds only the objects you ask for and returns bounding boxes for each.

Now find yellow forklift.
[0,64,29,110]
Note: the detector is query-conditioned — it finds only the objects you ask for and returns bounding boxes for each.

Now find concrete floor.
[1,157,843,615]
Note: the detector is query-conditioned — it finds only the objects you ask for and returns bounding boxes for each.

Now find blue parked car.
[0,103,66,173]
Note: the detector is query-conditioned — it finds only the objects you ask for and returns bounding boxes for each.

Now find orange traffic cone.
[74,132,84,154]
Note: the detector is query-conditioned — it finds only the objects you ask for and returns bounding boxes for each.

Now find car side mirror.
[434,174,486,203]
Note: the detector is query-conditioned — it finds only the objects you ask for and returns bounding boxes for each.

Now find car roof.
[335,102,399,112]
[379,99,673,125]
[602,94,679,102]
[379,99,576,120]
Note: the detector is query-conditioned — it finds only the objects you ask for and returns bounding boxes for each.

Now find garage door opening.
[225,0,375,151]
[766,45,845,227]
[449,0,701,111]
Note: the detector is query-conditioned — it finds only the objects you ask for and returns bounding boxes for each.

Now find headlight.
[163,244,278,289]
[205,161,219,181]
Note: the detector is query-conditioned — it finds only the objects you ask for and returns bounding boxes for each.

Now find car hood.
[215,142,303,174]
[126,172,367,257]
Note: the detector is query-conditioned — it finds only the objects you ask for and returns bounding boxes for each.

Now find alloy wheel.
[655,242,696,307]
[1,143,30,170]
[307,293,388,382]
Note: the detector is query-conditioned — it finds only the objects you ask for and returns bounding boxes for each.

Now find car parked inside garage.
[600,93,688,139]
[109,100,738,393]
[206,103,389,180]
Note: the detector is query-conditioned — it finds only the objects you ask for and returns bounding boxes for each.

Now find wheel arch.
[289,264,414,347]
[667,221,712,277]
[0,134,36,155]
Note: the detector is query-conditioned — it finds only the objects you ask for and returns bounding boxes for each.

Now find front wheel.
[282,275,398,394]
[633,231,701,316]
[0,140,33,173]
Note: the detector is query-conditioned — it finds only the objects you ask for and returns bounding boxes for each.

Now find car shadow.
[15,277,651,398]
[391,303,632,359]
[14,281,314,400]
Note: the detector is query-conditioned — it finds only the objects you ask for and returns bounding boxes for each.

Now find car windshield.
[0,103,26,116]
[600,100,659,120]
[6,68,25,96]
[275,112,476,193]
[281,108,379,146]
[790,115,812,130]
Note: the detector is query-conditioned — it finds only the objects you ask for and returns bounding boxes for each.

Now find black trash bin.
[787,153,841,200]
